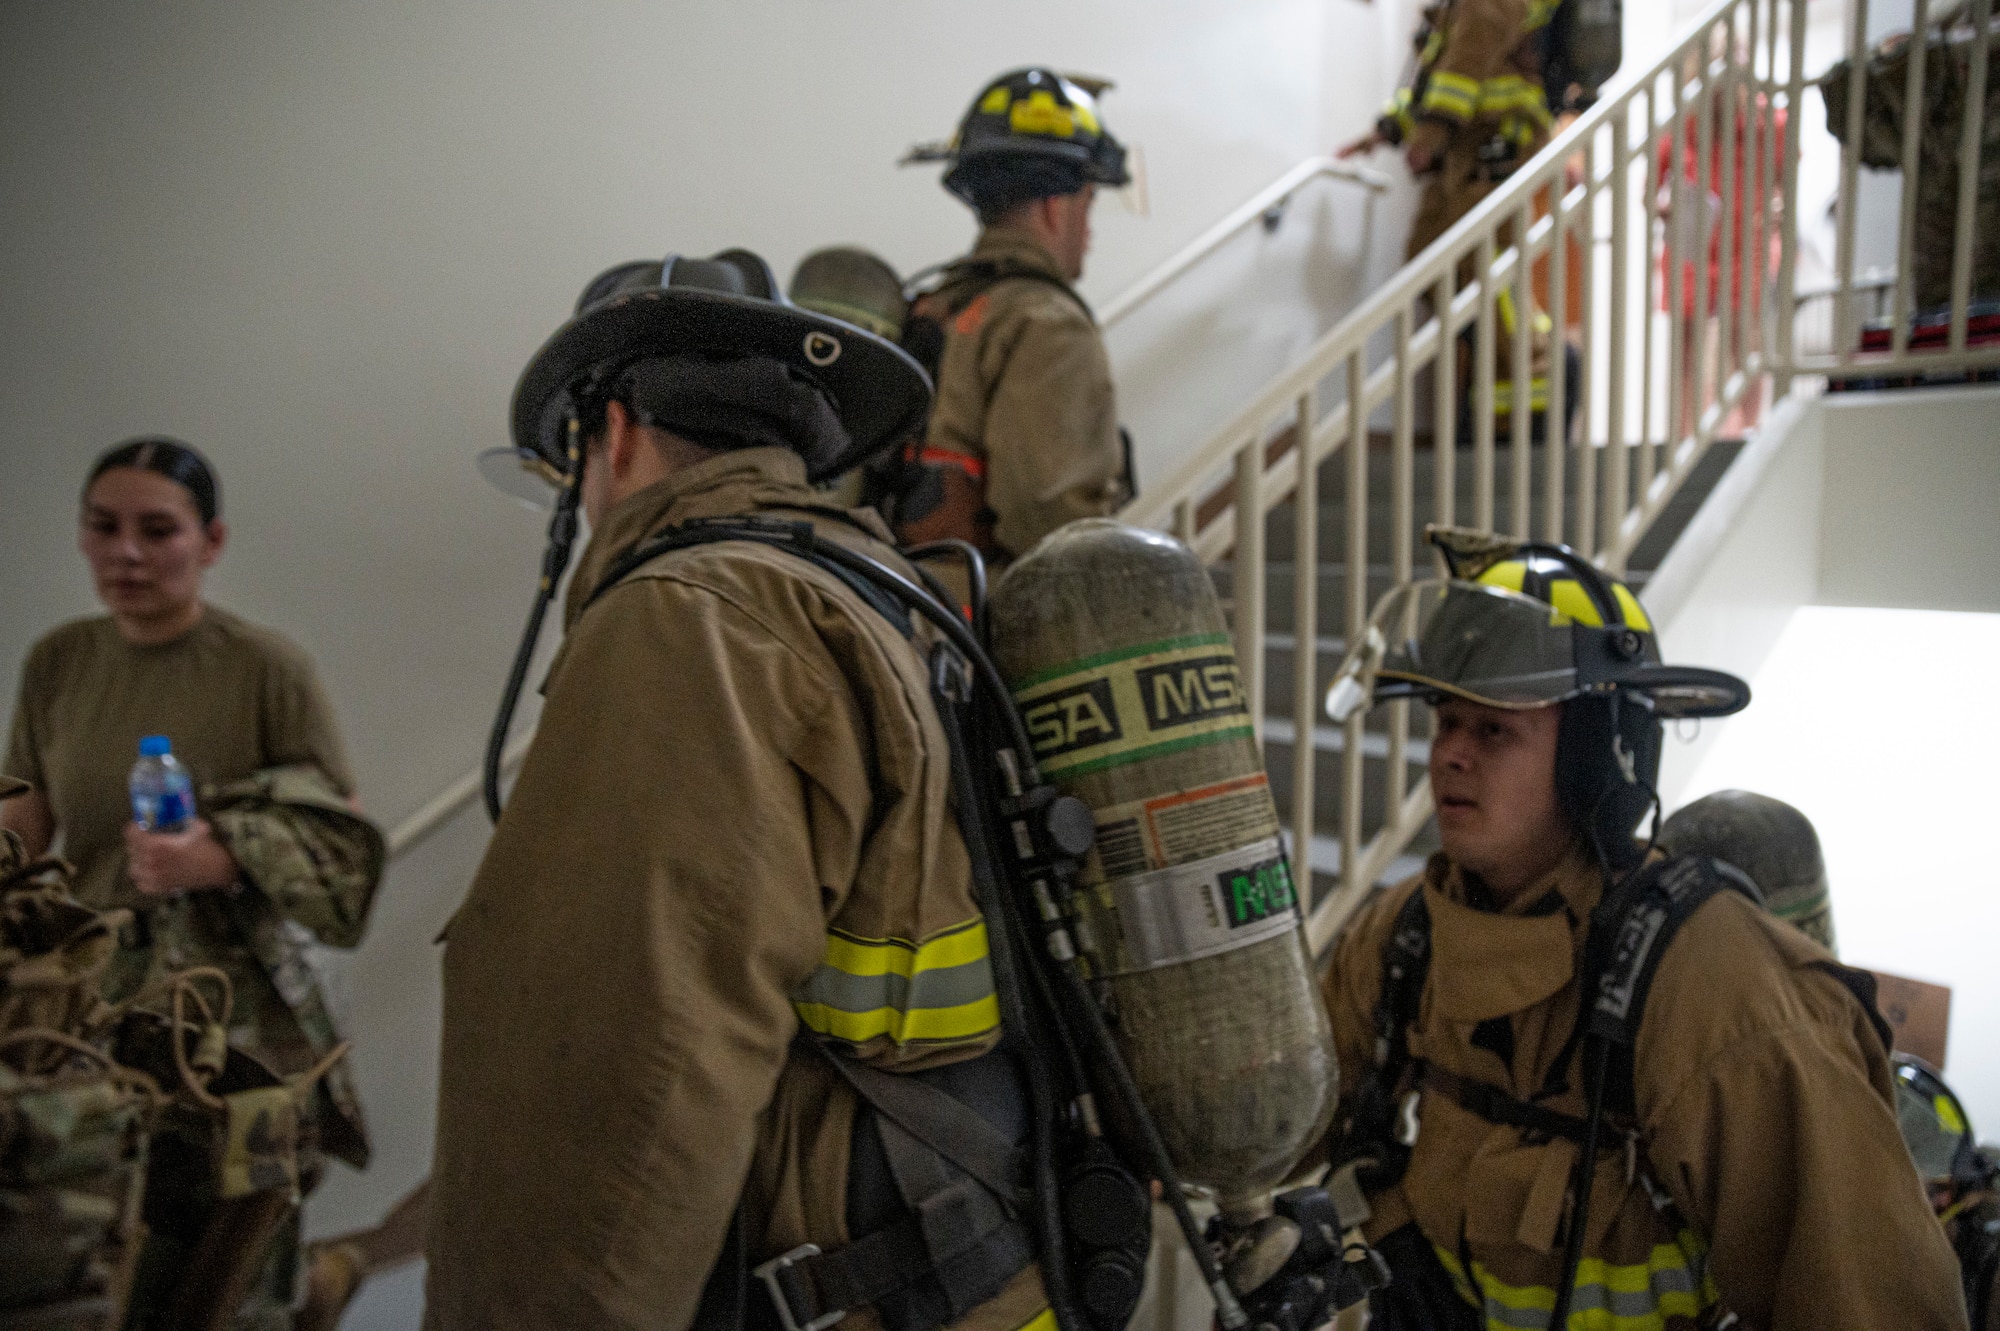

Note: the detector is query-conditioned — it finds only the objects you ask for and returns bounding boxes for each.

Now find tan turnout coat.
[922,227,1125,558]
[1323,848,1967,1330]
[425,448,1044,1331]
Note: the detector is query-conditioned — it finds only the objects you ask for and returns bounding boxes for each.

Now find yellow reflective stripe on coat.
[1491,377,1551,414]
[1478,75,1551,119]
[1433,1235,1718,1331]
[1423,71,1482,121]
[1013,1310,1058,1331]
[793,917,1000,1047]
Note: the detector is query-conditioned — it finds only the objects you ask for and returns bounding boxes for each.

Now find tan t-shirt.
[5,605,355,911]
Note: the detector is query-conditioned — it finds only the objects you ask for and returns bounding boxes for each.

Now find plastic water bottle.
[130,735,195,832]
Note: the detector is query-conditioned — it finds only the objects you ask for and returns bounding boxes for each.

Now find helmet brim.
[1328,578,1752,720]
[510,287,932,484]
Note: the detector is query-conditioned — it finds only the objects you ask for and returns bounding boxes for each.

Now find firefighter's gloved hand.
[1337,129,1386,160]
[1404,119,1450,175]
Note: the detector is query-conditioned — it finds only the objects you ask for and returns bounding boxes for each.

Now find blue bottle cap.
[138,735,173,757]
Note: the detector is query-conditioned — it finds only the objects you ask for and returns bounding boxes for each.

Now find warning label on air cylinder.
[1087,773,1282,880]
[1011,634,1254,778]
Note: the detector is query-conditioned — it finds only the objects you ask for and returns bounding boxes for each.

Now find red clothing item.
[1657,92,1788,314]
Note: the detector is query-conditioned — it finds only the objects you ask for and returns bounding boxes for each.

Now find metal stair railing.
[1122,0,1821,955]
[389,0,1996,900]
[381,157,1387,862]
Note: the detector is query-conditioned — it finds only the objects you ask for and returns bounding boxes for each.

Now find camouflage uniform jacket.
[194,764,383,1168]
[1822,21,2000,311]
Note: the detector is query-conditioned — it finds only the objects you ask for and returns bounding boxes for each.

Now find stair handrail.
[1124,0,1812,956]
[382,155,1388,862]
[1099,156,1389,329]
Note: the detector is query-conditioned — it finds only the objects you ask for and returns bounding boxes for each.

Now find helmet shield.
[1369,579,1586,710]
[1325,533,1752,725]
[476,446,564,511]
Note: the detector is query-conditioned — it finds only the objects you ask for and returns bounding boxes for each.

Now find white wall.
[1647,383,2000,1137]
[1817,386,2000,612]
[1674,605,2000,1137]
[1649,393,1828,804]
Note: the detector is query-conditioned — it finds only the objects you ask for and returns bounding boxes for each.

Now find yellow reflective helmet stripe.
[793,917,1001,1048]
[1546,577,1602,627]
[1478,559,1530,595]
[1433,1232,1720,1331]
[1011,89,1079,140]
[1613,584,1653,632]
[1070,94,1102,136]
[1474,563,1656,634]
[980,86,1011,114]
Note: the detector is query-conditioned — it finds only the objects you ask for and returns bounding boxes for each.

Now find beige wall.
[0,0,1427,1295]
[0,0,1425,827]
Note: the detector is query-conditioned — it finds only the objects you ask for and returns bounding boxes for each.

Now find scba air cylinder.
[990,519,1336,1220]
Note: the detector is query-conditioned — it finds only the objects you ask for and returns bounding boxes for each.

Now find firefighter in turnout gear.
[1315,528,1967,1329]
[426,251,1054,1331]
[893,69,1131,567]
[1341,0,1563,433]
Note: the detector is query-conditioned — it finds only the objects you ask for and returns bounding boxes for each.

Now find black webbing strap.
[584,515,914,640]
[935,260,1093,325]
[804,1040,1030,1209]
[760,1041,1035,1331]
[1365,857,1768,1156]
[1418,1065,1598,1146]
[1584,856,1759,1051]
[1807,960,1897,1057]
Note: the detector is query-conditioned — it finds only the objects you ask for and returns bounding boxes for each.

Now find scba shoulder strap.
[1345,856,1763,1168]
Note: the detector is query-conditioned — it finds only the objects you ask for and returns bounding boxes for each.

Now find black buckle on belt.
[753,1244,847,1331]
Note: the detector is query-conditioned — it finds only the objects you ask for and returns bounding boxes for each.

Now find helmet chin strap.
[484,419,584,823]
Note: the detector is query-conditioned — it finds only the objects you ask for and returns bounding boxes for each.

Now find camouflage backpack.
[1,823,155,1328]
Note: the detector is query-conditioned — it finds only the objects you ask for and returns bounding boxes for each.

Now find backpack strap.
[1368,857,1767,1144]
[1328,887,1433,1180]
[1806,961,1897,1057]
[757,1040,1036,1331]
[584,514,915,640]
[1580,856,1762,1116]
[933,260,1092,325]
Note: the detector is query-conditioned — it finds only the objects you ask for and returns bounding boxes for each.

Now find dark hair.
[954,157,1091,225]
[84,436,221,524]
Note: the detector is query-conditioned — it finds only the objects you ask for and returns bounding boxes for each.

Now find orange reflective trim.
[915,447,987,481]
[953,293,991,336]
